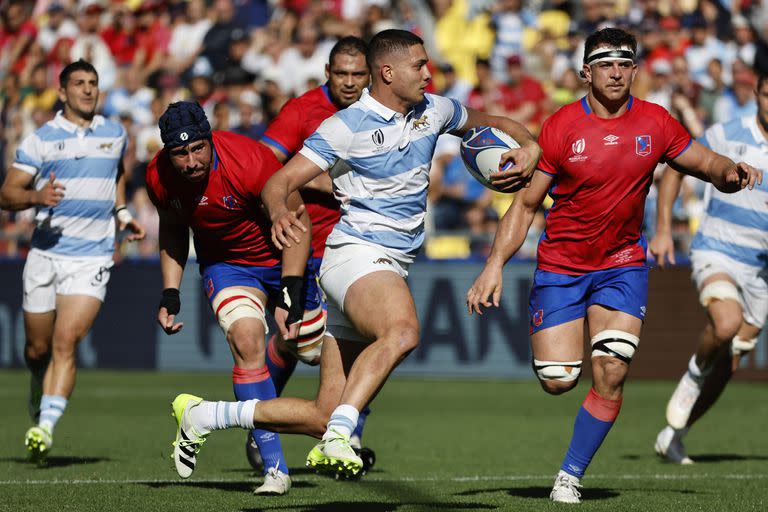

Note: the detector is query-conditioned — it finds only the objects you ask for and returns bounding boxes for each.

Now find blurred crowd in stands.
[1,0,765,261]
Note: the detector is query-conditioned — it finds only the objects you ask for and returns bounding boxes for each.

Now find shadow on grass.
[144,480,317,492]
[457,486,620,501]
[623,453,768,463]
[0,456,110,468]
[222,467,328,476]
[688,453,768,463]
[241,502,497,512]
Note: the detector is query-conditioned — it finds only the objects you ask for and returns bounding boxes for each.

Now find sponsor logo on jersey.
[568,138,588,162]
[603,134,619,145]
[195,195,208,206]
[222,195,239,210]
[412,115,430,131]
[636,135,652,156]
[372,129,385,146]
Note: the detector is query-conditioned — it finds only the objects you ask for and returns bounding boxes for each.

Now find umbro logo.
[196,195,208,205]
[603,134,619,145]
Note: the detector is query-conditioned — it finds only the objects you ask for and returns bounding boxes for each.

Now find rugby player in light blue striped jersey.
[261,29,542,476]
[651,73,768,465]
[0,59,145,463]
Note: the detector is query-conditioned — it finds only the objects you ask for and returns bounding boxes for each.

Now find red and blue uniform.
[529,96,692,333]
[145,130,320,309]
[262,84,341,261]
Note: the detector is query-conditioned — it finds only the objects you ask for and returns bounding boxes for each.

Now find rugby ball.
[460,126,521,193]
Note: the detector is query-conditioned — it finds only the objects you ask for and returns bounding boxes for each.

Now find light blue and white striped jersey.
[14,111,126,258]
[299,89,468,262]
[692,116,768,271]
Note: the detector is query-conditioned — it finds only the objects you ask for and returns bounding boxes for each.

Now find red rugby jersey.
[146,131,282,267]
[262,84,341,258]
[536,96,692,274]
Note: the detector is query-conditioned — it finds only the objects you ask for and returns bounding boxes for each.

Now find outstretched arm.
[466,170,553,315]
[157,208,189,335]
[648,166,685,268]
[670,140,763,193]
[453,107,543,192]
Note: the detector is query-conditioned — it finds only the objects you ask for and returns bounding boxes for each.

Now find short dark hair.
[59,59,98,88]
[366,29,424,72]
[758,73,768,91]
[329,36,368,67]
[583,28,637,63]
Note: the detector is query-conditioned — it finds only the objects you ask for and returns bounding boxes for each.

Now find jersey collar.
[52,110,105,133]
[580,95,634,115]
[360,88,399,121]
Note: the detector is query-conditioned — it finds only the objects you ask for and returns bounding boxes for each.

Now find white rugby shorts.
[22,249,113,313]
[319,242,409,343]
[690,249,768,328]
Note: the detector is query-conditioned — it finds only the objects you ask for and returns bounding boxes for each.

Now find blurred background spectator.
[0,0,762,262]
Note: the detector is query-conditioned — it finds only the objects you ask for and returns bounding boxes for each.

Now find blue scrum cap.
[159,101,212,149]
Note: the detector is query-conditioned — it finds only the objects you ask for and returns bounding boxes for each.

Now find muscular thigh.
[53,294,103,344]
[586,305,643,339]
[531,318,585,361]
[343,271,418,341]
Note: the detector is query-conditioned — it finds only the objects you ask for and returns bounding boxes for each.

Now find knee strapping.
[591,329,639,364]
[294,307,326,365]
[731,335,758,356]
[699,280,741,307]
[533,359,582,382]
[212,289,267,336]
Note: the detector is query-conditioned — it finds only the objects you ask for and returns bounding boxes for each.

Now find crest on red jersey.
[635,135,652,156]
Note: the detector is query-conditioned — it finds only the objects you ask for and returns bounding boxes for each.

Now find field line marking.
[1,474,766,485]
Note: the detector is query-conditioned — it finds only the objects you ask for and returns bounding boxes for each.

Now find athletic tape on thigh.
[295,306,326,364]
[211,288,267,335]
[699,280,741,307]
[731,335,758,356]
[533,359,582,382]
[590,329,639,363]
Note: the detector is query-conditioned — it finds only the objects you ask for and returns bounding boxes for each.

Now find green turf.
[0,371,766,512]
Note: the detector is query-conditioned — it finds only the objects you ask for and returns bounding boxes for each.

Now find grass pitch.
[0,371,766,512]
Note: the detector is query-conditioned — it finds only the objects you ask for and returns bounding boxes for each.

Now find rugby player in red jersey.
[257,36,376,474]
[146,101,319,495]
[466,28,762,504]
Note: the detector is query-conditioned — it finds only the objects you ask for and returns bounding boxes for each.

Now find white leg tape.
[699,280,741,308]
[731,335,758,357]
[533,359,582,382]
[211,288,267,336]
[294,306,326,365]
[591,329,639,363]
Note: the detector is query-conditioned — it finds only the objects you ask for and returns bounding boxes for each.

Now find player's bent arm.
[670,140,762,193]
[262,153,324,249]
[0,167,59,210]
[486,170,552,269]
[158,208,189,290]
[455,107,542,191]
[262,141,333,194]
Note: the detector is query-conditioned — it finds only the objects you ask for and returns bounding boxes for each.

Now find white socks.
[190,399,258,434]
[324,404,359,439]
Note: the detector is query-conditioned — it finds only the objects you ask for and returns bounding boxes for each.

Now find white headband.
[585,46,635,65]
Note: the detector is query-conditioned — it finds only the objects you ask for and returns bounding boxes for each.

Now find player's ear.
[580,64,591,83]
[381,63,394,84]
[325,63,330,81]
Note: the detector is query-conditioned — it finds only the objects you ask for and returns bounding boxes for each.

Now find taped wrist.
[160,288,181,315]
[279,276,305,325]
[114,205,134,224]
